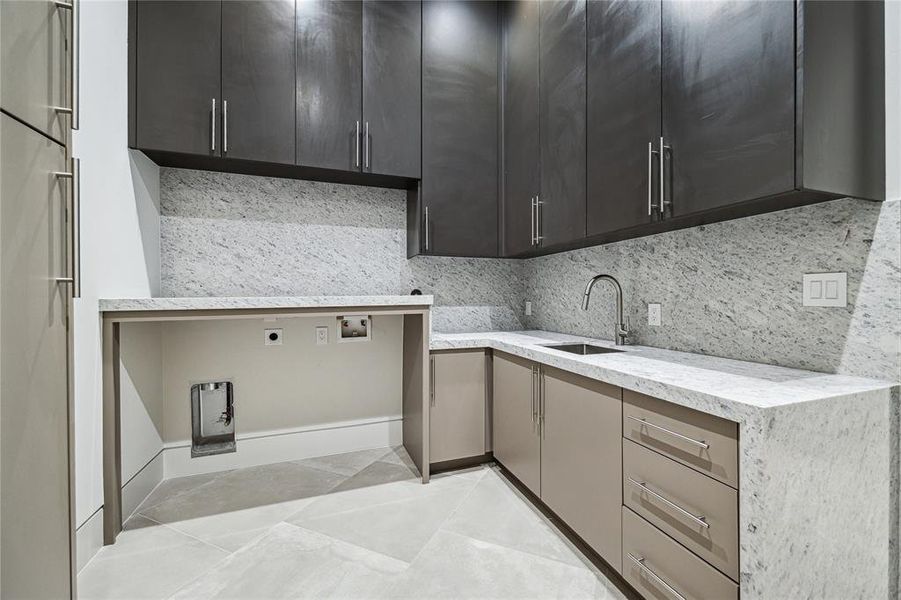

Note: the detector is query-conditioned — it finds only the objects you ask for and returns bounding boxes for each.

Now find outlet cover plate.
[315,326,328,345]
[802,272,847,307]
[264,328,283,345]
[525,301,532,316]
[647,303,662,326]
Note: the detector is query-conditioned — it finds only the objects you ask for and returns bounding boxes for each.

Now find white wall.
[71,0,160,534]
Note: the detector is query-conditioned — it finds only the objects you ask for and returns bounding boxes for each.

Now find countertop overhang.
[431,330,897,421]
[99,295,434,312]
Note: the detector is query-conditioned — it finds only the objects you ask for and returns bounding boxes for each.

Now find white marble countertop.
[431,330,896,421]
[100,295,434,312]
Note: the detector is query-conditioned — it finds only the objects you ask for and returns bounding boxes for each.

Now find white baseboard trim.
[121,450,165,520]
[162,415,403,479]
[75,507,104,573]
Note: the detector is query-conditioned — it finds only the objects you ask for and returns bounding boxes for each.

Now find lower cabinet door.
[429,350,487,464]
[0,114,72,599]
[492,352,540,495]
[540,366,622,570]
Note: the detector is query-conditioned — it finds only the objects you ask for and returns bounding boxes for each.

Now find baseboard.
[75,507,104,573]
[162,415,403,478]
[121,450,164,520]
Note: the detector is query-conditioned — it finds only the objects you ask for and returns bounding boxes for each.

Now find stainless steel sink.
[544,343,623,355]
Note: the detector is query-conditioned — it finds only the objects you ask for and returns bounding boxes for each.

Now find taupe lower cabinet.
[492,352,541,494]
[0,114,73,599]
[492,352,622,568]
[429,350,488,464]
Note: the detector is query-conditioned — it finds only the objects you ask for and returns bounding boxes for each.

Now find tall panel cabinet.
[502,0,586,255]
[586,0,661,236]
[1,0,78,596]
[419,0,499,257]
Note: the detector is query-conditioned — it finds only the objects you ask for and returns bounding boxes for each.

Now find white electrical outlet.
[802,272,847,307]
[315,326,328,346]
[264,328,283,345]
[647,303,662,326]
[525,301,532,316]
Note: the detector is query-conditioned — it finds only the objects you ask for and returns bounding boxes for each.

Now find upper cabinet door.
[586,0,661,237]
[135,1,221,156]
[422,0,499,257]
[222,1,296,164]
[538,0,587,248]
[502,0,540,257]
[362,0,421,178]
[0,0,69,144]
[296,0,362,171]
[662,0,795,217]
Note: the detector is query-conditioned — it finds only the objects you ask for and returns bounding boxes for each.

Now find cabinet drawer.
[623,389,738,487]
[623,508,738,600]
[623,439,738,581]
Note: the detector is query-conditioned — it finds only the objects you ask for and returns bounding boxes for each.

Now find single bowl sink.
[543,343,624,355]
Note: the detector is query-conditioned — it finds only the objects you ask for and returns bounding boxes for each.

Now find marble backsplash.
[159,168,900,382]
[524,197,901,382]
[159,168,526,332]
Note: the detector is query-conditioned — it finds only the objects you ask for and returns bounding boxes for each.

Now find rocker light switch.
[802,273,847,307]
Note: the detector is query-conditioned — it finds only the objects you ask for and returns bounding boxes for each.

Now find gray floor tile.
[386,530,608,599]
[441,468,588,568]
[169,523,407,599]
[290,485,470,562]
[134,471,227,515]
[141,462,346,524]
[78,535,228,599]
[328,460,419,493]
[293,447,387,476]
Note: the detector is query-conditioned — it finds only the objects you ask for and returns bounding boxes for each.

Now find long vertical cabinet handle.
[429,356,435,407]
[355,121,361,168]
[53,0,79,129]
[210,99,216,153]
[530,197,537,246]
[363,122,370,170]
[648,142,659,215]
[530,365,537,425]
[223,100,228,154]
[535,197,542,246]
[529,197,534,246]
[52,158,81,297]
[423,206,430,252]
[539,367,545,438]
[659,137,671,214]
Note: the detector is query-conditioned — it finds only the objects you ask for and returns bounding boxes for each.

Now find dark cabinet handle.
[355,121,361,168]
[210,99,216,153]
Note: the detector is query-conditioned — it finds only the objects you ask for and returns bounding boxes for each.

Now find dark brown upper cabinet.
[585,0,885,243]
[131,0,421,183]
[501,0,539,257]
[295,0,362,172]
[538,0,587,249]
[586,0,662,237]
[362,1,422,179]
[134,1,221,156]
[662,0,796,217]
[418,0,500,258]
[296,0,421,176]
[223,1,296,164]
[502,0,587,256]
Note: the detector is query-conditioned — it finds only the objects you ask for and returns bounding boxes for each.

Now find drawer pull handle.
[627,415,709,450]
[628,477,709,529]
[627,553,687,600]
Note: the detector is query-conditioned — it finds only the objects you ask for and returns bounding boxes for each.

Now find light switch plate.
[315,326,328,346]
[802,272,847,307]
[647,303,662,326]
